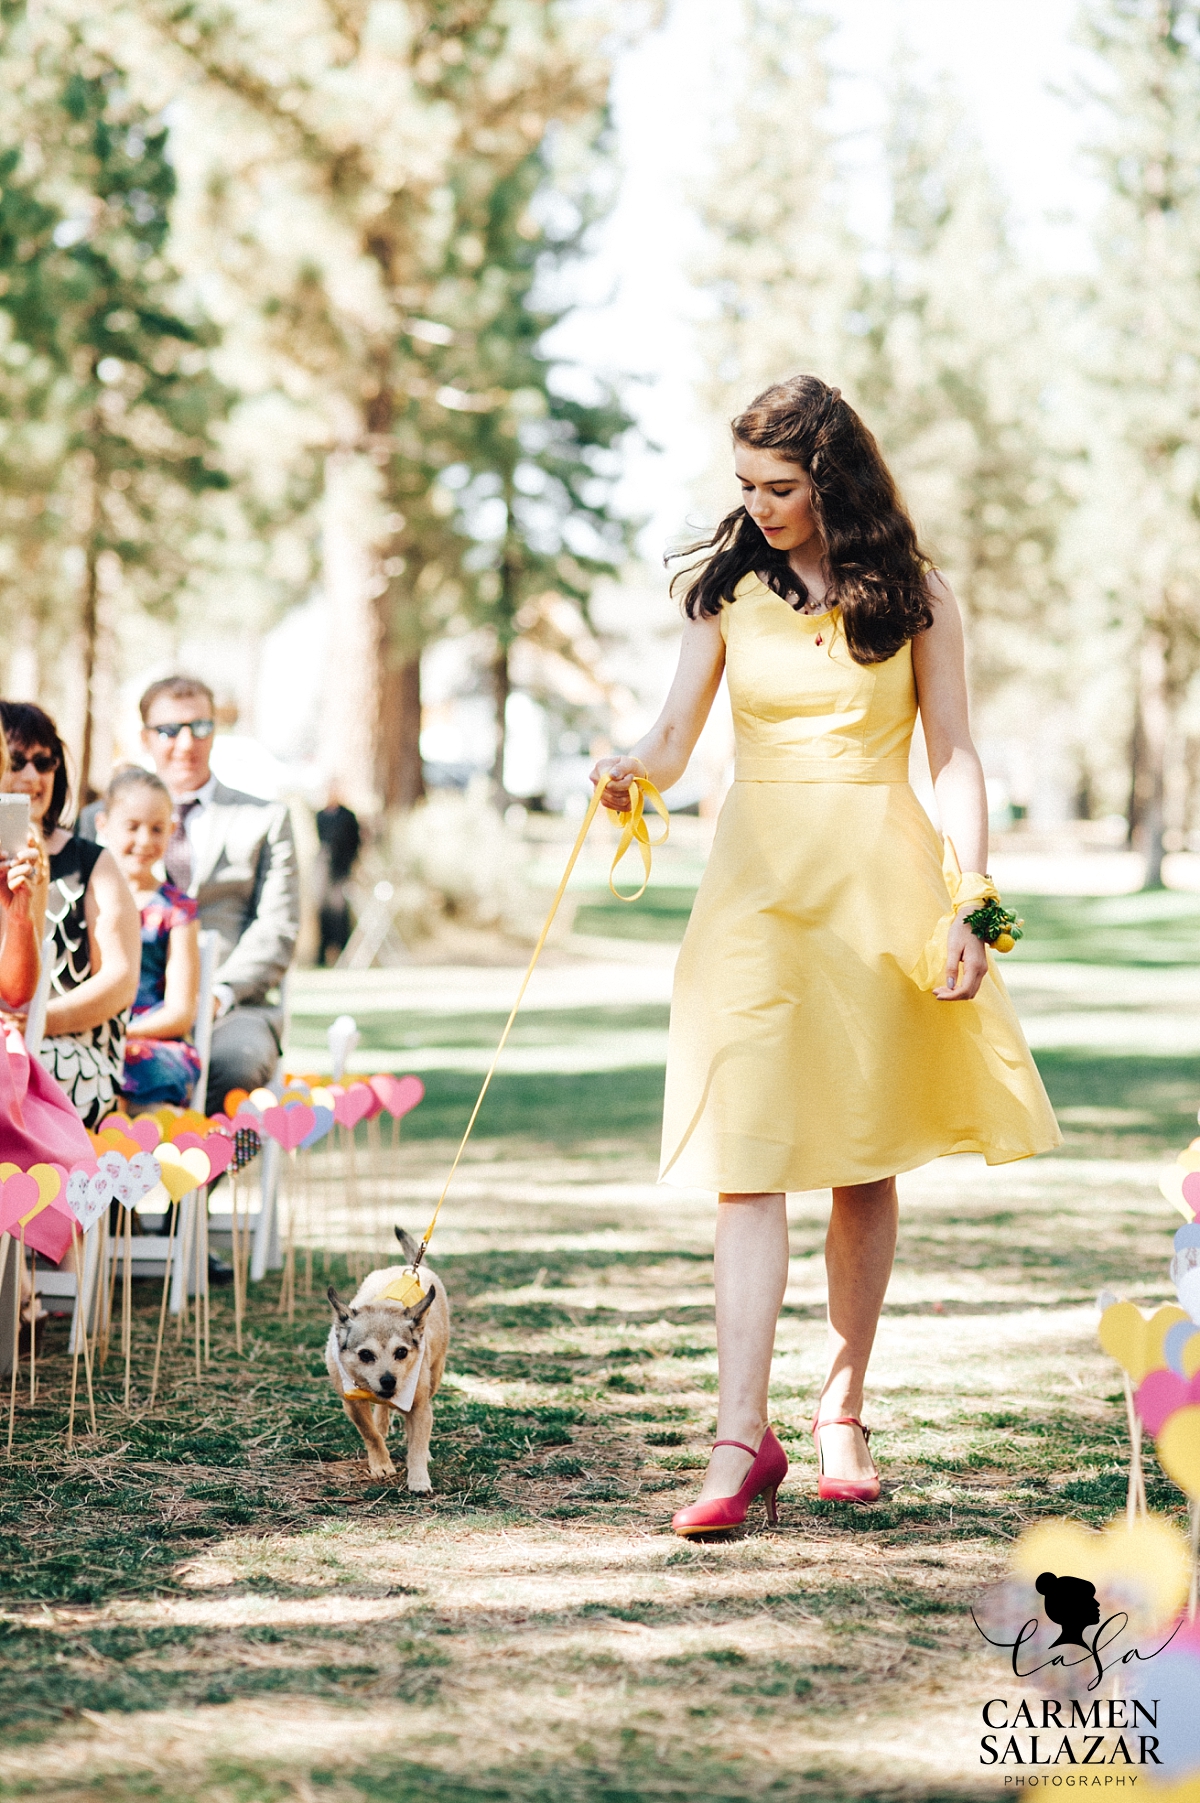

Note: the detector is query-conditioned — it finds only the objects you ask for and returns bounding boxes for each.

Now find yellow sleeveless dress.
[660,576,1061,1193]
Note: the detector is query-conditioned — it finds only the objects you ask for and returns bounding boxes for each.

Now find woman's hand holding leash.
[590,754,650,813]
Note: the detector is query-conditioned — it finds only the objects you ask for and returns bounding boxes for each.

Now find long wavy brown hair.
[673,375,934,664]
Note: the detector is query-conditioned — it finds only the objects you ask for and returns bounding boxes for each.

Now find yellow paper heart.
[1156,1403,1200,1498]
[27,1164,62,1208]
[380,1268,427,1307]
[1099,1300,1189,1382]
[248,1087,277,1113]
[1176,1148,1200,1174]
[1158,1167,1194,1220]
[1012,1514,1190,1626]
[155,1143,210,1197]
[1182,1332,1200,1380]
[310,1088,336,1112]
[0,1163,20,1182]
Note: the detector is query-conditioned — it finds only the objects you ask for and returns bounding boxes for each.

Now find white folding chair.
[23,933,54,1059]
[250,970,292,1282]
[167,930,219,1314]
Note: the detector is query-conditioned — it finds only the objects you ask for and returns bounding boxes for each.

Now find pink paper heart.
[261,1105,315,1152]
[128,1117,162,1152]
[201,1133,235,1179]
[1182,1170,1200,1217]
[206,1113,233,1134]
[1136,1366,1200,1434]
[170,1131,205,1155]
[369,1073,425,1120]
[23,1199,76,1265]
[233,1105,263,1132]
[334,1084,374,1128]
[0,1172,41,1236]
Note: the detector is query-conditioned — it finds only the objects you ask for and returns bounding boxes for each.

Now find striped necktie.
[166,799,199,892]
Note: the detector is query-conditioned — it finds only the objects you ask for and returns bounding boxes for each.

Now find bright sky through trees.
[561,0,1096,556]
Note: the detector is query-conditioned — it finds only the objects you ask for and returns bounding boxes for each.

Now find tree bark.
[1134,627,1169,890]
[78,538,100,805]
[377,652,424,811]
[490,639,510,803]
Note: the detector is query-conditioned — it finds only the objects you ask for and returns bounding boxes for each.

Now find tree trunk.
[377,653,424,811]
[490,639,510,803]
[78,538,100,804]
[1135,627,1169,890]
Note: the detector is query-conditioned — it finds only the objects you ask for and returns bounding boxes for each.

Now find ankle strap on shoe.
[812,1416,866,1431]
[712,1438,759,1457]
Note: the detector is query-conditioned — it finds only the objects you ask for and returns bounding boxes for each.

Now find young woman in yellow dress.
[591,375,1059,1535]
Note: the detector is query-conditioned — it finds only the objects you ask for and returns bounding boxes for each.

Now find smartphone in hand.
[0,794,31,858]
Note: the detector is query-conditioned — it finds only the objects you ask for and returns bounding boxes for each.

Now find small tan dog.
[325,1228,450,1489]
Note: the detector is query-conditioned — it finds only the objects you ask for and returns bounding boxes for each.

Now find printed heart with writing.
[369,1074,425,1120]
[261,1105,315,1152]
[334,1085,374,1129]
[66,1166,115,1232]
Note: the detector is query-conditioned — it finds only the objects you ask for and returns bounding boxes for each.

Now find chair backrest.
[190,930,219,1110]
[23,934,55,1060]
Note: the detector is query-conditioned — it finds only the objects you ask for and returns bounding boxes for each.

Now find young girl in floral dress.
[98,768,202,1109]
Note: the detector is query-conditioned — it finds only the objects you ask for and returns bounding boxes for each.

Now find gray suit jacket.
[189,782,300,1005]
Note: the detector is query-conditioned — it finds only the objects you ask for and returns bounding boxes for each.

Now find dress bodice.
[720,575,917,782]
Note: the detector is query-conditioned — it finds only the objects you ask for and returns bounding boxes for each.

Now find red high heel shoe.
[670,1427,789,1537]
[812,1415,880,1502]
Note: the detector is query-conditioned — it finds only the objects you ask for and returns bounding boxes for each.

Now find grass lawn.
[0,882,1195,1800]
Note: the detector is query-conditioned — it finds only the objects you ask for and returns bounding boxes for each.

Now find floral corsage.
[964,897,1023,956]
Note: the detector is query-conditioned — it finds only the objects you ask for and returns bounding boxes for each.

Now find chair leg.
[251,1138,282,1282]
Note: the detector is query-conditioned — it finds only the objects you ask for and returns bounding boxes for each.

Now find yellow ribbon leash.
[405,776,668,1276]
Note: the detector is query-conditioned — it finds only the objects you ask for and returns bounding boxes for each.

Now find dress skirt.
[660,777,1061,1194]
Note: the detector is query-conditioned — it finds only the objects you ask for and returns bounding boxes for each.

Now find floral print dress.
[40,836,127,1129]
[120,883,202,1107]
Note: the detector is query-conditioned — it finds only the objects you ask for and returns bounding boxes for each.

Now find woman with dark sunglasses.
[0,702,140,1127]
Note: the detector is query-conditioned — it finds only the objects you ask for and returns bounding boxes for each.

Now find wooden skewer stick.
[149,1201,179,1409]
[79,1229,97,1437]
[122,1203,133,1410]
[27,1236,36,1407]
[4,1232,18,1454]
[1123,1376,1143,1525]
[193,1191,203,1384]
[231,1171,243,1356]
[67,1227,83,1451]
[1189,1498,1199,1623]
[201,1188,211,1368]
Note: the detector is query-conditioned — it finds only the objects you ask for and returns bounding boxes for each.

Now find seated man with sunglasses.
[138,676,300,1115]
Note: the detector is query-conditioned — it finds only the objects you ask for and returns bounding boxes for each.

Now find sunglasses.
[150,719,215,742]
[7,750,58,775]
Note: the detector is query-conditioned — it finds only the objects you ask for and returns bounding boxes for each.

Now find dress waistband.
[734,753,910,784]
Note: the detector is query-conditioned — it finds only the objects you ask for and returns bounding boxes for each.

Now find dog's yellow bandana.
[329,1266,430,1410]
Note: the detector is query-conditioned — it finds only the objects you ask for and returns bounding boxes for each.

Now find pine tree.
[110,0,625,809]
[0,16,229,789]
[1078,0,1200,883]
[414,137,636,798]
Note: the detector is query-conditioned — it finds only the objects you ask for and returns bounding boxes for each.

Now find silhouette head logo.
[1035,1571,1101,1649]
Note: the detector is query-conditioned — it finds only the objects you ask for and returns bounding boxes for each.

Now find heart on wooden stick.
[155,1142,210,1198]
[369,1074,425,1120]
[261,1105,315,1152]
[334,1085,374,1129]
[0,1172,41,1236]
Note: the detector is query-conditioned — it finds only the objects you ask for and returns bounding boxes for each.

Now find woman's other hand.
[0,829,48,912]
[589,756,650,814]
[934,908,989,1001]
